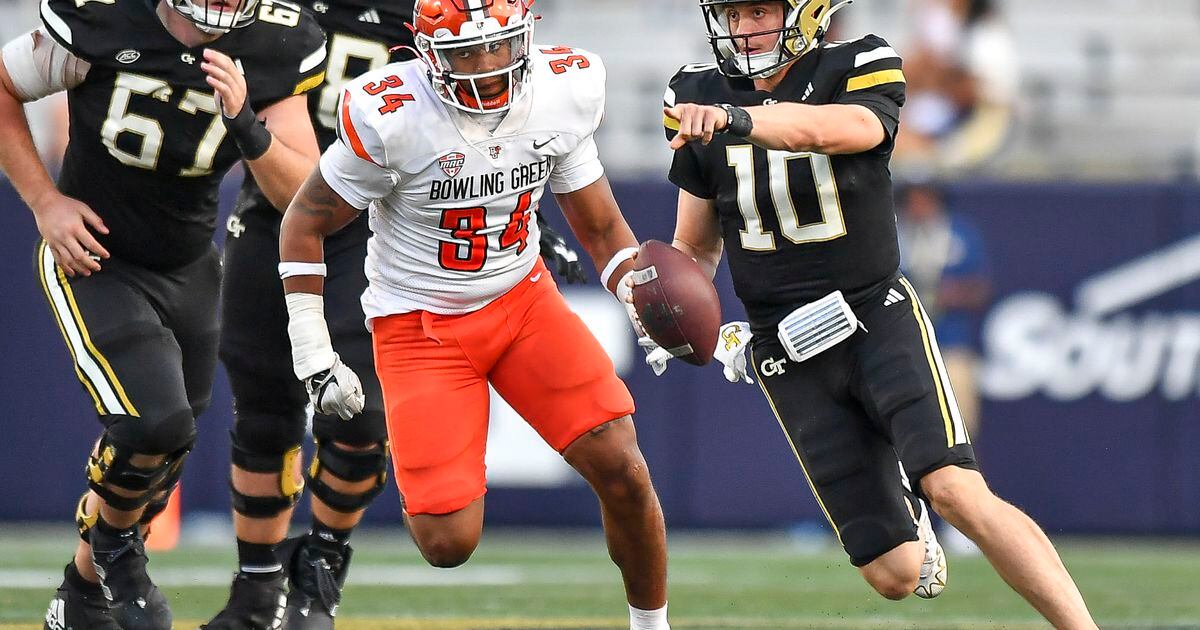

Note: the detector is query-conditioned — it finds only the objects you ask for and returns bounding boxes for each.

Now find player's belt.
[776,290,862,363]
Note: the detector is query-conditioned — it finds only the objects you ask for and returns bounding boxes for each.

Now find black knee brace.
[86,432,192,512]
[77,462,182,542]
[229,431,306,518]
[307,440,389,513]
[137,455,186,528]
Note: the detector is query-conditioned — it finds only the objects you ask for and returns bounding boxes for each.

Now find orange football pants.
[372,260,635,515]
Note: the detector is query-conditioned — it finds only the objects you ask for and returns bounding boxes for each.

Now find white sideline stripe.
[299,45,327,73]
[0,564,778,590]
[40,0,72,45]
[0,566,527,589]
[40,245,124,414]
[854,46,898,67]
[1075,231,1200,316]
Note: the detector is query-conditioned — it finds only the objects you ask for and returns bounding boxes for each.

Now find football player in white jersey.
[275,0,670,628]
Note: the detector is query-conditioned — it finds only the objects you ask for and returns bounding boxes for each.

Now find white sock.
[629,603,669,630]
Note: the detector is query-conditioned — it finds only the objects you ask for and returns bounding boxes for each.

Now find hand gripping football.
[630,240,721,365]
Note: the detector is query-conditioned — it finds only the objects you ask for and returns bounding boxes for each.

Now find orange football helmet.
[412,0,536,113]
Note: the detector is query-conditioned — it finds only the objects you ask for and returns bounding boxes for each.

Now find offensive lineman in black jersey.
[644,1,1097,626]
[0,0,326,627]
[210,0,588,627]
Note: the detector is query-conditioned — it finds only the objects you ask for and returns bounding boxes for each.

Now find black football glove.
[537,215,587,284]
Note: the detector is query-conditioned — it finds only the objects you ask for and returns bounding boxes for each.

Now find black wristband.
[223,102,273,160]
[718,103,754,138]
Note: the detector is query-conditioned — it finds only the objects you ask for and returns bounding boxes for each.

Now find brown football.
[631,240,721,366]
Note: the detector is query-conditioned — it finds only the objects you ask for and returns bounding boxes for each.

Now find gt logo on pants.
[760,356,787,377]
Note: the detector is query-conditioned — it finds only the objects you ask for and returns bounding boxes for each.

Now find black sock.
[308,518,352,550]
[90,516,138,549]
[237,539,282,579]
[93,516,137,540]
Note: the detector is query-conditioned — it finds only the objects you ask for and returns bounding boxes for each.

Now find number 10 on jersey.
[727,146,846,251]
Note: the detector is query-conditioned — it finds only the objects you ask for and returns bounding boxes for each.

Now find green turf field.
[2,525,1198,629]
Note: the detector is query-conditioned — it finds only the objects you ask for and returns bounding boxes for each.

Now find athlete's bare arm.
[670,189,723,281]
[251,93,321,211]
[279,168,362,296]
[665,102,884,155]
[201,48,320,212]
[0,42,108,277]
[554,175,639,293]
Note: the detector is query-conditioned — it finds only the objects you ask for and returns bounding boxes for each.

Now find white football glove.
[304,354,365,421]
[617,270,670,376]
[713,321,754,384]
[285,293,365,420]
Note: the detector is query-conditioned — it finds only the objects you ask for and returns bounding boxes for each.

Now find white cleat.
[913,499,947,599]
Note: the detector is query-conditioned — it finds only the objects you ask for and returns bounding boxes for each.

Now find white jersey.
[319,47,607,322]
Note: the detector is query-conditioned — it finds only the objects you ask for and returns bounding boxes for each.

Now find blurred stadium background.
[3,0,1200,627]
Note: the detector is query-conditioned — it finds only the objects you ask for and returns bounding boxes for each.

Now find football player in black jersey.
[0,0,326,628]
[209,2,409,628]
[644,1,1097,626]
[210,1,588,627]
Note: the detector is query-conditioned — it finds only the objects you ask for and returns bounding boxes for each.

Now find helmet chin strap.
[455,81,510,111]
[741,45,789,79]
[193,21,232,34]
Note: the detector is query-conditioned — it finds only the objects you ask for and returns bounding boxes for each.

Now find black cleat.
[89,522,172,630]
[281,536,354,629]
[43,563,120,630]
[201,572,287,630]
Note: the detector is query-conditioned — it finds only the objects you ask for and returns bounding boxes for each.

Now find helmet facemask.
[700,0,851,80]
[170,0,259,34]
[415,6,534,115]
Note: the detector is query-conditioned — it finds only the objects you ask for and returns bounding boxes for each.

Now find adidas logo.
[357,8,380,23]
[802,82,814,101]
[45,597,66,630]
[883,288,906,307]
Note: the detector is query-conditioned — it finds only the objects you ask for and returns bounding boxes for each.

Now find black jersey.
[666,35,906,330]
[236,0,413,219]
[42,0,327,270]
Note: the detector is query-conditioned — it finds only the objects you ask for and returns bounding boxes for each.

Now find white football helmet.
[700,0,852,79]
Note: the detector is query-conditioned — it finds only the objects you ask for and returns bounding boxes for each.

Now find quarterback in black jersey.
[0,0,325,628]
[647,1,1096,626]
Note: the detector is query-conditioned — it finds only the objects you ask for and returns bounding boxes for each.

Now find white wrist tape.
[285,293,336,379]
[601,246,639,294]
[278,261,327,279]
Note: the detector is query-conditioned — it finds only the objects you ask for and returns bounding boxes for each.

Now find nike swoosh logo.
[530,272,543,282]
[532,136,559,150]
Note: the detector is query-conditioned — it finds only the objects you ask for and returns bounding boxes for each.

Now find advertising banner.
[2,179,1197,533]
